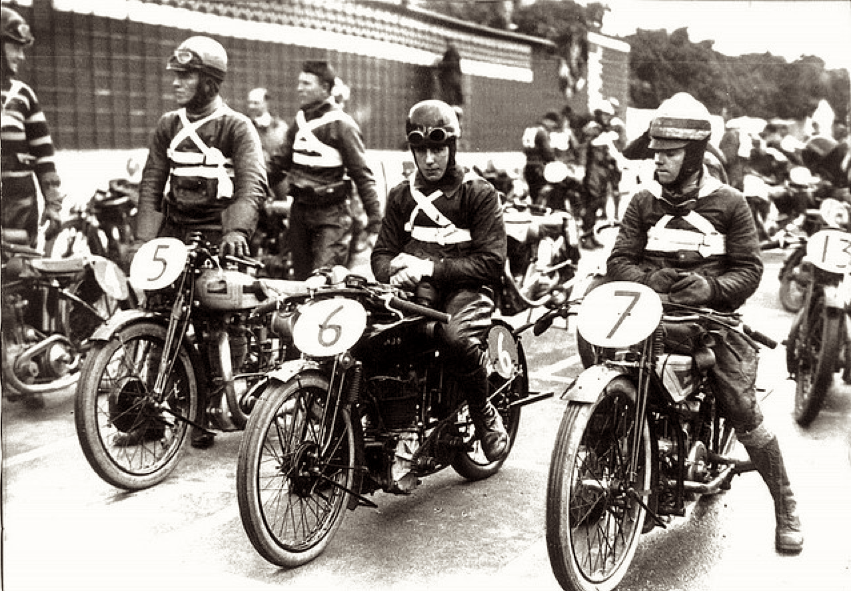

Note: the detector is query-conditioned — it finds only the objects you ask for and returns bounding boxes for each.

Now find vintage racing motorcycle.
[236,270,552,567]
[2,228,131,408]
[785,223,851,427]
[74,233,306,490]
[537,281,776,591]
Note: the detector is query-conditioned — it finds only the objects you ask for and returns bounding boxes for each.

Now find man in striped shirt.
[1,7,63,246]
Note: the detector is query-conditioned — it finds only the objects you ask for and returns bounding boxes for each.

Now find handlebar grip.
[389,296,451,323]
[223,254,265,269]
[251,298,282,317]
[743,325,778,349]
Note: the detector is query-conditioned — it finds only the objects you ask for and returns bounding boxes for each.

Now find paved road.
[2,245,850,591]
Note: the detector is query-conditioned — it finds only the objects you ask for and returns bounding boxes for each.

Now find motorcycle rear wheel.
[74,322,199,490]
[793,292,842,427]
[546,377,650,591]
[451,342,528,481]
[237,373,355,567]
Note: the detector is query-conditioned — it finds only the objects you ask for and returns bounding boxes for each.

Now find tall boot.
[463,365,508,462]
[740,426,804,553]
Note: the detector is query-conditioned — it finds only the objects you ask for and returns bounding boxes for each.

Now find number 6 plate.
[292,298,367,357]
[577,281,663,348]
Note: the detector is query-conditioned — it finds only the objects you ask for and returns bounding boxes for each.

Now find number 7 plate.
[577,281,663,348]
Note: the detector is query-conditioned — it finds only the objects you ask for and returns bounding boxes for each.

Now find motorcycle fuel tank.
[195,268,264,311]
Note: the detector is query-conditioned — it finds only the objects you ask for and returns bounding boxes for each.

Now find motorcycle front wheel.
[74,322,200,490]
[236,373,355,567]
[546,377,650,591]
[793,291,842,427]
[778,249,807,313]
[451,342,527,481]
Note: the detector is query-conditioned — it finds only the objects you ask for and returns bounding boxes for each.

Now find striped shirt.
[1,78,58,182]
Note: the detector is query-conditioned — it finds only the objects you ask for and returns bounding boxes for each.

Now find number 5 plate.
[292,298,367,357]
[577,281,662,348]
[129,237,187,290]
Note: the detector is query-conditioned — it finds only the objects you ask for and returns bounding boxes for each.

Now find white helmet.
[648,92,712,150]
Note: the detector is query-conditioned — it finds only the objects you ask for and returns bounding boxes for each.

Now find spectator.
[521,111,560,204]
[246,87,287,170]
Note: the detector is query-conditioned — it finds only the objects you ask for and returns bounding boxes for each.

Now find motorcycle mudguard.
[565,364,630,404]
[87,308,163,341]
[266,359,326,385]
[88,255,131,301]
[822,281,850,309]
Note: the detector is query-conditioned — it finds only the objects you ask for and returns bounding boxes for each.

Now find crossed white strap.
[404,172,476,245]
[168,106,233,198]
[646,210,726,257]
[292,109,347,168]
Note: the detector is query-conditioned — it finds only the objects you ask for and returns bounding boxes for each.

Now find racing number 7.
[607,290,642,339]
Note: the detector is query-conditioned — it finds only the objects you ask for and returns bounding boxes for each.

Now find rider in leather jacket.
[371,99,509,462]
[606,92,804,554]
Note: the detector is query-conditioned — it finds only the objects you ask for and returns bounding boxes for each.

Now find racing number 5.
[607,290,642,339]
[147,243,171,283]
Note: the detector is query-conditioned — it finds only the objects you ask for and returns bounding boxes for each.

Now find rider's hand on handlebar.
[669,273,713,306]
[220,231,250,259]
[389,253,434,290]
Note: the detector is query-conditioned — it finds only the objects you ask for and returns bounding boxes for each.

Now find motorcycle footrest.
[508,391,554,408]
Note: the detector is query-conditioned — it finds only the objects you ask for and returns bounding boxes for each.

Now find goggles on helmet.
[167,48,200,71]
[407,127,453,147]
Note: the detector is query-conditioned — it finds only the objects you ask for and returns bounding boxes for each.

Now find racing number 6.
[317,305,344,348]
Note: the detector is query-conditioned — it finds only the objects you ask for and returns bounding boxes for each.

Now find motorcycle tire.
[778,249,807,313]
[793,292,842,427]
[74,321,201,490]
[451,340,528,481]
[546,377,650,591]
[237,372,355,567]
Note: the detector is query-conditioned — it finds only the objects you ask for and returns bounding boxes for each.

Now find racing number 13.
[607,290,642,339]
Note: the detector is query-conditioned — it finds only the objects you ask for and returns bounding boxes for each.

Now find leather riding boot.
[740,427,803,553]
[463,365,508,462]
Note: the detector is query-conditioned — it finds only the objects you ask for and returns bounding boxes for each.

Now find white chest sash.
[168,107,233,198]
[646,211,726,257]
[292,109,347,168]
[405,173,477,245]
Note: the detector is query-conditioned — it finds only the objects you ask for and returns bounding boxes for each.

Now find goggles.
[407,127,454,147]
[168,48,199,70]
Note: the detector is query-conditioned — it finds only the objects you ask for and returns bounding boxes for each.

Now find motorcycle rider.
[605,92,804,553]
[127,35,267,448]
[581,99,625,247]
[371,99,509,462]
[1,6,64,247]
[268,60,382,280]
[521,111,560,205]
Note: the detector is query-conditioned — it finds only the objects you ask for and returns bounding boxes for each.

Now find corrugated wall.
[12,0,626,154]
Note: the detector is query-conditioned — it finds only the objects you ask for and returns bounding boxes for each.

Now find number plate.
[577,281,662,348]
[806,229,851,274]
[292,298,367,357]
[129,238,187,290]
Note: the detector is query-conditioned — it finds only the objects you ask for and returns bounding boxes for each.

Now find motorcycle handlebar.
[222,254,265,269]
[388,296,451,324]
[743,324,778,349]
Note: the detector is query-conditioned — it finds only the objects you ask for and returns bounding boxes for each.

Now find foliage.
[626,27,848,123]
[424,1,849,125]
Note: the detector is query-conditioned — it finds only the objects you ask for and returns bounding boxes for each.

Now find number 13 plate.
[577,281,663,348]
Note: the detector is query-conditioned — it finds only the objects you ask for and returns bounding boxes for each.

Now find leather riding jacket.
[607,168,763,312]
[371,164,506,293]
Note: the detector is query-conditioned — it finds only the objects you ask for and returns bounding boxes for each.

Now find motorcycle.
[46,169,139,271]
[536,280,776,591]
[774,188,848,313]
[251,196,294,280]
[785,219,851,427]
[1,228,132,408]
[235,270,553,567]
[73,233,307,490]
[499,191,582,316]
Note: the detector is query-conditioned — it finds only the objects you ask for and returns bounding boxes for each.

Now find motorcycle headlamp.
[407,127,454,148]
[819,198,850,229]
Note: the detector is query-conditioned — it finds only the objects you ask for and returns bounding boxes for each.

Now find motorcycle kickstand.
[157,404,216,438]
[313,471,378,509]
[628,487,667,529]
